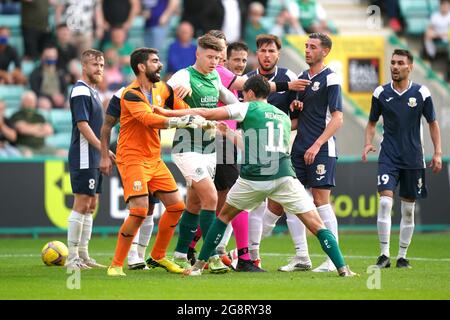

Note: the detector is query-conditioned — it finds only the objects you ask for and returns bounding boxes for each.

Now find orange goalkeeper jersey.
[116,80,189,164]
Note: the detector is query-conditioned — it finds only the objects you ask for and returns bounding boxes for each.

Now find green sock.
[198,219,228,261]
[174,210,199,254]
[317,229,346,269]
[199,209,217,256]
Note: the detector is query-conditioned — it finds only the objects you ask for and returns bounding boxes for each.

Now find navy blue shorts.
[70,168,103,196]
[377,163,427,199]
[291,154,336,189]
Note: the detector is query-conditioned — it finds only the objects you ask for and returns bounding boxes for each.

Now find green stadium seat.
[0,14,21,29]
[128,15,145,48]
[399,0,433,35]
[399,0,429,15]
[428,0,440,13]
[21,60,36,77]
[46,132,71,149]
[0,85,25,110]
[404,17,431,36]
[48,109,72,134]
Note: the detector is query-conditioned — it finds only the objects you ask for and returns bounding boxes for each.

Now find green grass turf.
[0,233,449,300]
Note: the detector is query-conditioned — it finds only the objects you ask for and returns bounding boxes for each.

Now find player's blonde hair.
[197,33,224,52]
[81,49,104,65]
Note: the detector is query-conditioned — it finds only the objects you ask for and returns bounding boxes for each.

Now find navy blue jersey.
[291,67,343,157]
[245,67,297,115]
[369,81,436,169]
[68,80,104,169]
[106,87,124,119]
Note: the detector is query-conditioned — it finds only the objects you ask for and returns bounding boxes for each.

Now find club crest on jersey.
[311,81,320,91]
[408,97,417,108]
[133,181,142,192]
[316,164,326,175]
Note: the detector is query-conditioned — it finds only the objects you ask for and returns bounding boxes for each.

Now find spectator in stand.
[424,0,450,60]
[55,24,79,75]
[270,7,305,38]
[142,0,180,52]
[294,0,335,34]
[244,2,270,53]
[0,1,21,14]
[166,21,197,76]
[103,26,134,79]
[370,0,402,33]
[100,0,140,47]
[55,0,105,56]
[220,0,247,43]
[0,26,27,85]
[29,45,68,109]
[103,47,126,90]
[0,99,21,158]
[21,0,52,60]
[10,91,64,157]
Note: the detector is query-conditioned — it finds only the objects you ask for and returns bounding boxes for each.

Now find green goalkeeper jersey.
[226,101,296,181]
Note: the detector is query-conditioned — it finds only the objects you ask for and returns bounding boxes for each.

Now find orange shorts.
[117,160,178,202]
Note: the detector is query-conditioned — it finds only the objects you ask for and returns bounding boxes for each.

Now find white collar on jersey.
[78,79,98,94]
[257,66,278,82]
[390,80,412,96]
[307,65,329,80]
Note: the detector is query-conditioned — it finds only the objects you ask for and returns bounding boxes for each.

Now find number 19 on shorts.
[377,174,389,185]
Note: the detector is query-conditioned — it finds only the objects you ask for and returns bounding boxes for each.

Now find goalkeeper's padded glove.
[168,115,206,129]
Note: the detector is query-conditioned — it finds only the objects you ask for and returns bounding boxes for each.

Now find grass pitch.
[0,233,449,300]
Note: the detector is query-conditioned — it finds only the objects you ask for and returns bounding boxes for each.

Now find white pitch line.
[1,252,449,262]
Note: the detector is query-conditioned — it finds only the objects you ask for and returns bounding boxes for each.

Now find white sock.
[262,208,281,239]
[398,201,415,259]
[218,223,233,252]
[67,211,85,260]
[137,215,154,259]
[174,251,187,260]
[317,204,339,243]
[286,213,309,257]
[79,213,93,260]
[377,196,393,257]
[248,201,266,260]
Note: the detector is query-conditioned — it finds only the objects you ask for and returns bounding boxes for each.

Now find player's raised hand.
[288,79,311,91]
[290,100,303,112]
[428,152,442,173]
[173,84,192,99]
[362,144,376,163]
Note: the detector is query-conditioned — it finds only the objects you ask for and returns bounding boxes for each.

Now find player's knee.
[166,201,186,216]
[401,201,415,224]
[378,196,393,222]
[201,193,218,209]
[129,207,148,219]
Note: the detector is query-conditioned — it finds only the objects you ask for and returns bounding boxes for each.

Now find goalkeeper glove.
[168,115,206,129]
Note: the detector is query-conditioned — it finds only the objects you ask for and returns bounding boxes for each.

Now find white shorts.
[226,176,316,215]
[172,152,216,186]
